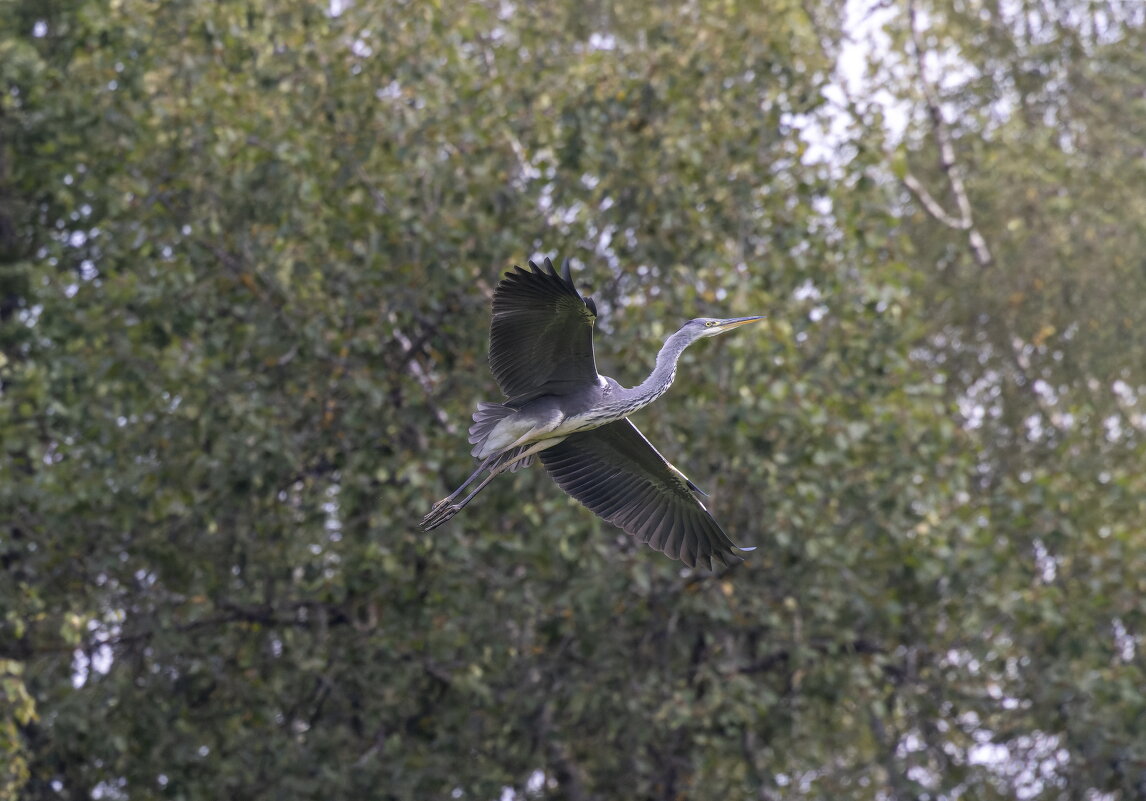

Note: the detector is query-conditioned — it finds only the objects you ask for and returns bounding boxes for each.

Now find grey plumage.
[421,257,763,571]
[540,420,742,569]
[488,260,599,402]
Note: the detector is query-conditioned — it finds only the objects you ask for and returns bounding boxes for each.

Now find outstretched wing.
[489,258,599,402]
[539,420,751,570]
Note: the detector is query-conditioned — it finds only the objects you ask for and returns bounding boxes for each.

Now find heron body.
[421,258,764,570]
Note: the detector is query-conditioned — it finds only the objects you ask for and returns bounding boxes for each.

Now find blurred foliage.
[0,0,1143,799]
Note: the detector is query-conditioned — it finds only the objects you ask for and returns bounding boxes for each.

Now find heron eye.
[704,321,714,327]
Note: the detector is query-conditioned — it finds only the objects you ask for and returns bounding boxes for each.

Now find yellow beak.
[715,315,766,331]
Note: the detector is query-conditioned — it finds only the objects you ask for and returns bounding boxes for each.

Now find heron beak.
[715,315,766,332]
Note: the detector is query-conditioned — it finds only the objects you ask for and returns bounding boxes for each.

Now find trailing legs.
[419,437,564,530]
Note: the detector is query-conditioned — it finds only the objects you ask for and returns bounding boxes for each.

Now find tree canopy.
[1,1,1143,799]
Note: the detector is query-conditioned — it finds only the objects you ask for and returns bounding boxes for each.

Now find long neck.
[613,329,695,414]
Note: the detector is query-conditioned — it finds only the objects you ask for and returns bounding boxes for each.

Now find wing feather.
[539,419,750,570]
[489,258,599,402]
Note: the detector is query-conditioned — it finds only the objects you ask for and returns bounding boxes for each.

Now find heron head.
[686,315,766,339]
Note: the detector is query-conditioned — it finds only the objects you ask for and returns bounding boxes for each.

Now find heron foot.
[420,500,460,531]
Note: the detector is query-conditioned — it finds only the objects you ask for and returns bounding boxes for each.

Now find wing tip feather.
[500,255,597,320]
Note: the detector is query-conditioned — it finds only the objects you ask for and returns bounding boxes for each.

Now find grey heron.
[421,258,763,570]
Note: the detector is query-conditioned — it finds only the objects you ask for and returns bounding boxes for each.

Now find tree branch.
[902,172,969,231]
[0,599,354,660]
[906,0,993,269]
[731,637,886,676]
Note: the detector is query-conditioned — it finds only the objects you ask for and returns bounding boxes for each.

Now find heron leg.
[494,437,565,471]
[427,453,500,511]
[420,438,564,530]
[420,468,503,530]
[425,443,534,514]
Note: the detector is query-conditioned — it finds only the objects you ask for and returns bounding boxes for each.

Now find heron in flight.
[421,258,763,570]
